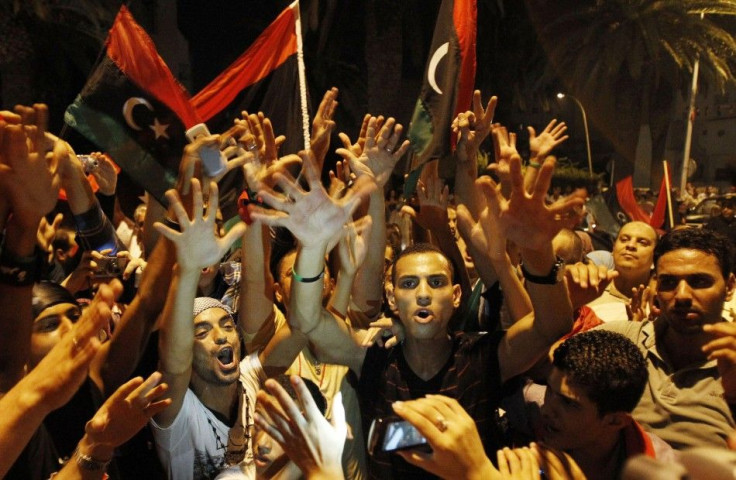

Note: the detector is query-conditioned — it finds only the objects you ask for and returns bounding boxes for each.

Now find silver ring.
[247,144,258,152]
[436,416,448,432]
[385,146,394,153]
[72,336,80,350]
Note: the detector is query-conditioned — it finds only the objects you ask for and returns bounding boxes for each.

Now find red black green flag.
[191,1,309,155]
[64,5,201,205]
[405,0,477,195]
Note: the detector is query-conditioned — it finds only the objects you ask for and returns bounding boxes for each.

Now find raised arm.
[311,87,339,172]
[456,182,533,324]
[239,146,302,342]
[336,116,409,323]
[0,284,115,477]
[453,90,497,219]
[485,154,586,382]
[152,180,245,427]
[0,107,60,392]
[250,151,375,374]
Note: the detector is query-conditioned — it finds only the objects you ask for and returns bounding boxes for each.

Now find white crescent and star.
[122,97,170,140]
[427,42,449,95]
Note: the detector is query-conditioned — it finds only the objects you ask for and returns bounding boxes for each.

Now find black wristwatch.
[521,256,565,285]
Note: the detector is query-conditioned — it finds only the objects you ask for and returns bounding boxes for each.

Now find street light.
[557,93,593,177]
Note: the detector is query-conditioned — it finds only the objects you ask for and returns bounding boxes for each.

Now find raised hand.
[37,213,63,255]
[338,113,376,158]
[90,153,118,196]
[564,261,619,309]
[456,178,507,264]
[488,124,518,182]
[453,90,497,166]
[255,376,347,479]
[83,372,171,453]
[336,216,372,277]
[0,110,60,227]
[528,119,568,161]
[479,154,585,252]
[401,161,450,232]
[336,116,409,188]
[327,160,354,199]
[154,179,245,272]
[249,150,375,249]
[626,283,652,322]
[311,87,339,168]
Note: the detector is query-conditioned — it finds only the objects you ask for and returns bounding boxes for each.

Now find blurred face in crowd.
[541,368,623,452]
[191,308,241,387]
[613,222,657,276]
[253,403,295,479]
[656,249,735,336]
[274,251,333,309]
[30,302,82,368]
[389,251,461,341]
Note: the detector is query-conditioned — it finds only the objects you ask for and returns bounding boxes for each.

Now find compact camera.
[77,155,99,174]
[93,256,129,278]
[185,123,227,177]
[367,416,429,456]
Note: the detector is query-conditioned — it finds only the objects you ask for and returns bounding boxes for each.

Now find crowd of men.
[1,89,736,480]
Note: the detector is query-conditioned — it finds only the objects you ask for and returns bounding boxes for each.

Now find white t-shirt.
[151,353,265,480]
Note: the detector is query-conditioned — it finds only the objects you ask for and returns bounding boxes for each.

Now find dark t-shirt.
[358,330,506,479]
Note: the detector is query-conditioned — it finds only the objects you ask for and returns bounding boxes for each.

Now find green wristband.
[291,265,325,283]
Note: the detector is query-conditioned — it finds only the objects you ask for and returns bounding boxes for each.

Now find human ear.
[726,273,736,302]
[452,284,461,308]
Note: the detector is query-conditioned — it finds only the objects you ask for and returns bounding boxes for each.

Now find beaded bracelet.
[291,265,325,283]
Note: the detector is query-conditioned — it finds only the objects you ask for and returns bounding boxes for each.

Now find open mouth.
[414,309,434,323]
[216,346,236,369]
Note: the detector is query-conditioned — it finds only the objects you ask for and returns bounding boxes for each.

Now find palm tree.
[527,0,736,185]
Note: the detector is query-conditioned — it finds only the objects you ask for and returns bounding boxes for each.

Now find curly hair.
[654,227,735,277]
[552,330,647,416]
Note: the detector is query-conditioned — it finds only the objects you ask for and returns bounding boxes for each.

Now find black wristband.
[521,256,565,285]
[0,247,44,286]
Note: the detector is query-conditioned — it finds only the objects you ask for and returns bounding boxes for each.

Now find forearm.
[54,434,114,480]
[454,164,482,219]
[63,165,97,215]
[94,236,176,395]
[0,219,41,391]
[491,257,532,323]
[239,223,274,334]
[521,245,573,340]
[158,267,199,373]
[350,192,385,317]
[328,271,355,318]
[289,244,329,334]
[0,378,52,477]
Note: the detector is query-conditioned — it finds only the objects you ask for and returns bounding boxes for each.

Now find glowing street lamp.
[557,93,593,176]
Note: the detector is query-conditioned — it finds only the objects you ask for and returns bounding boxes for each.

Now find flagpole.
[663,160,674,229]
[294,0,311,152]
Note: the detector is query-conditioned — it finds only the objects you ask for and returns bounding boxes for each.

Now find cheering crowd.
[1,88,736,480]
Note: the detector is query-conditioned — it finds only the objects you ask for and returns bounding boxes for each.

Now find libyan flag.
[191,0,309,156]
[64,5,201,205]
[405,0,477,195]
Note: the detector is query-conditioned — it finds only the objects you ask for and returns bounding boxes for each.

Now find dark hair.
[32,281,78,319]
[391,242,455,286]
[552,330,647,415]
[654,227,735,277]
[51,228,75,252]
[273,374,328,415]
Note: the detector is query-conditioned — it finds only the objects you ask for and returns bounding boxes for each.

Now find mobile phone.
[93,256,130,278]
[367,416,429,456]
[185,123,226,177]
